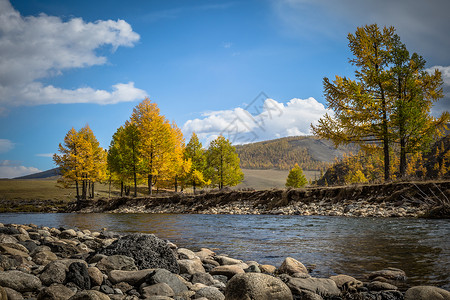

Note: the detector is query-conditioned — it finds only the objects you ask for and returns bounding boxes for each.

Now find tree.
[183,133,209,193]
[54,125,106,200]
[285,163,308,188]
[389,37,449,177]
[312,24,396,181]
[206,136,243,189]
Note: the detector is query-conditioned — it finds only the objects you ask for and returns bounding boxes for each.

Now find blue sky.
[0,0,449,178]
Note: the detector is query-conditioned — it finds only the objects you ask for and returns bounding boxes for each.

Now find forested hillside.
[235,136,357,170]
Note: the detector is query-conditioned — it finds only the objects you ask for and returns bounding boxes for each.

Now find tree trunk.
[175,175,178,193]
[108,178,111,199]
[193,180,196,195]
[75,180,80,201]
[91,182,95,200]
[400,136,407,177]
[380,86,390,181]
[133,169,137,197]
[120,181,123,197]
[148,174,153,195]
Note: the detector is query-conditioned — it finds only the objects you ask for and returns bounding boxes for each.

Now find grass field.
[236,168,320,190]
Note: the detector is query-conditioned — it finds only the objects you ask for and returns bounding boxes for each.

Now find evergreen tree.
[184,133,209,193]
[206,136,243,189]
[285,163,308,188]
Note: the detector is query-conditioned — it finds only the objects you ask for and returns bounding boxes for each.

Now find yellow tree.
[183,133,209,193]
[285,163,308,188]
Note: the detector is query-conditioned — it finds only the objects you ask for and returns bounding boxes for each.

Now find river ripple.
[0,213,448,290]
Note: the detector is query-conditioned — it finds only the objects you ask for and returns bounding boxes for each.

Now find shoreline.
[72,181,450,218]
[0,222,449,300]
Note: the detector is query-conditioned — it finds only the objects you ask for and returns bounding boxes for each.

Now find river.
[0,213,448,290]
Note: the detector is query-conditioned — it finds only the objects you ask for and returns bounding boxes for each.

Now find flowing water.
[1,213,449,290]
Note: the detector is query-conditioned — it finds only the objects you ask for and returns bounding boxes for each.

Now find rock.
[39,261,67,285]
[178,259,205,275]
[96,255,137,273]
[141,283,175,298]
[0,244,29,258]
[299,290,324,300]
[191,272,216,286]
[113,282,133,294]
[194,248,215,260]
[66,261,91,290]
[329,274,362,292]
[100,285,115,294]
[43,241,80,258]
[210,265,245,279]
[0,234,18,244]
[33,250,59,265]
[177,248,198,260]
[0,270,42,292]
[60,229,78,239]
[38,284,76,300]
[0,227,20,235]
[405,286,450,300]
[0,286,6,300]
[145,268,188,295]
[69,290,111,300]
[244,265,261,273]
[18,240,38,253]
[285,277,341,298]
[215,256,242,265]
[224,273,293,300]
[0,254,20,270]
[88,267,104,286]
[368,267,406,281]
[109,269,154,285]
[4,287,24,300]
[195,286,225,300]
[97,233,179,274]
[278,257,308,275]
[366,281,398,291]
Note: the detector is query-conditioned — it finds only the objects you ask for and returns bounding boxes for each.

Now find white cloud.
[0,0,146,107]
[182,97,331,145]
[426,66,450,116]
[0,160,40,178]
[36,153,54,158]
[0,139,14,153]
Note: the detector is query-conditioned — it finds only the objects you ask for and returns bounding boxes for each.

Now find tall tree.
[285,163,308,188]
[313,24,397,181]
[206,136,243,189]
[184,133,209,193]
[389,37,449,177]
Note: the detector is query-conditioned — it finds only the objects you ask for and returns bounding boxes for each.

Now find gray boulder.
[96,255,137,273]
[68,290,110,300]
[66,262,91,290]
[97,233,179,273]
[224,273,293,300]
[145,268,188,295]
[285,277,341,298]
[4,287,24,300]
[39,261,67,285]
[196,286,225,300]
[405,286,450,300]
[0,270,42,292]
[37,284,76,300]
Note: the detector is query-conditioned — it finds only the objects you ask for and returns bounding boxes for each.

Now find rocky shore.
[73,181,450,218]
[0,223,449,300]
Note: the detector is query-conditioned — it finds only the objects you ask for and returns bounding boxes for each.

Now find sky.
[0,0,449,178]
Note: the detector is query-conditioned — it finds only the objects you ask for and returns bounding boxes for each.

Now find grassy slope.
[236,168,320,190]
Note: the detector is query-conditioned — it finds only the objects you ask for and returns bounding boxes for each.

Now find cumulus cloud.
[0,160,40,178]
[36,153,54,158]
[0,0,146,107]
[182,97,331,145]
[0,139,14,153]
[426,66,450,116]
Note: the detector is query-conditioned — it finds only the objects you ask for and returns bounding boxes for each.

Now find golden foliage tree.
[183,133,209,193]
[285,163,308,188]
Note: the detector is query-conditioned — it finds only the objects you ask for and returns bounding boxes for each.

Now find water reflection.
[0,213,448,290]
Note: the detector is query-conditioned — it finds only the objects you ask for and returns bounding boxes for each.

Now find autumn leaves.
[54,99,243,200]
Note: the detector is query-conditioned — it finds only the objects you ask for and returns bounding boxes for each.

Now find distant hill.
[235,136,357,171]
[15,167,61,180]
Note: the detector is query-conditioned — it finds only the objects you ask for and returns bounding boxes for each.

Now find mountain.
[235,136,357,171]
[14,167,61,180]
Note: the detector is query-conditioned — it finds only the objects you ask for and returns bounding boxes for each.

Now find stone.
[194,248,215,260]
[109,269,154,285]
[191,272,216,286]
[224,273,293,300]
[88,266,104,286]
[0,234,18,244]
[100,285,115,294]
[97,233,179,273]
[215,256,242,265]
[329,274,362,292]
[0,227,20,235]
[0,244,29,258]
[405,286,450,300]
[60,229,78,238]
[0,254,20,270]
[177,248,198,260]
[368,267,406,281]
[4,287,24,300]
[113,282,133,294]
[0,270,42,292]
[33,250,59,265]
[178,259,205,275]
[43,241,80,258]
[285,277,341,298]
[96,255,137,273]
[244,265,261,273]
[18,240,38,253]
[367,281,398,291]
[39,261,67,285]
[69,290,111,300]
[278,257,308,275]
[141,283,175,298]
[0,286,6,300]
[146,268,188,295]
[37,284,76,300]
[210,265,245,279]
[66,261,91,290]
[195,286,225,300]
[299,290,324,300]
